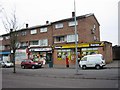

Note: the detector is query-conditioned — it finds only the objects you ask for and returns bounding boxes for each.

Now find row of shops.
[0,41,113,66]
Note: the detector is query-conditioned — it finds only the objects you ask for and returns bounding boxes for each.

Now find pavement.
[43,60,119,69]
[9,60,119,81]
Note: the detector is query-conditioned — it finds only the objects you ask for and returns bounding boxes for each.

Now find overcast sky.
[0,0,119,45]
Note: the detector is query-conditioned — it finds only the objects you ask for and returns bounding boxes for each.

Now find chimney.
[72,12,75,17]
[46,21,49,24]
[26,24,28,28]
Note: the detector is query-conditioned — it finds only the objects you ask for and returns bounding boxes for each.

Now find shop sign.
[89,44,100,47]
[30,48,52,51]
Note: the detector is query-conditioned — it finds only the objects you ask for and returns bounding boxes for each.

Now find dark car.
[21,59,43,69]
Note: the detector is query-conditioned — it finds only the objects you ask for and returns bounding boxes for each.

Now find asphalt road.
[1,66,119,88]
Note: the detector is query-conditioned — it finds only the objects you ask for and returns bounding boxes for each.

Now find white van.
[79,54,106,69]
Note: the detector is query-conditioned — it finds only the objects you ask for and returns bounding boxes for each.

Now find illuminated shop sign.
[29,48,52,51]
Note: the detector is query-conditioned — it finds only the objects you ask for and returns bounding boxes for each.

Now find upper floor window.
[0,37,3,40]
[94,35,97,41]
[91,24,96,34]
[54,36,66,43]
[21,31,27,36]
[39,39,48,46]
[55,23,63,29]
[67,34,78,42]
[30,29,37,35]
[30,40,39,45]
[20,42,28,47]
[40,27,47,33]
[5,36,10,40]
[68,21,78,27]
[0,45,4,50]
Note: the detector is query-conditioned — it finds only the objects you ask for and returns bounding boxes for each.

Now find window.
[0,37,3,40]
[94,35,97,41]
[67,34,78,42]
[68,21,78,26]
[5,36,10,40]
[21,31,27,36]
[91,24,96,34]
[30,29,37,34]
[55,23,63,29]
[54,36,66,43]
[0,46,4,50]
[30,40,39,45]
[39,39,48,46]
[40,27,47,32]
[20,42,28,47]
[81,57,87,61]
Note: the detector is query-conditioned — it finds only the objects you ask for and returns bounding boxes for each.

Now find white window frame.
[0,37,3,40]
[21,31,27,36]
[55,23,63,29]
[30,29,37,34]
[0,46,5,50]
[54,36,66,43]
[39,39,48,46]
[40,27,47,32]
[68,21,78,26]
[30,40,39,45]
[5,36,10,40]
[67,34,78,42]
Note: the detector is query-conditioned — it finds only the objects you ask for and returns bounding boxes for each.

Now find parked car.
[79,54,106,69]
[21,59,43,69]
[1,61,14,68]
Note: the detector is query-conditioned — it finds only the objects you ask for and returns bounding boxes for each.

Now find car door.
[24,60,31,68]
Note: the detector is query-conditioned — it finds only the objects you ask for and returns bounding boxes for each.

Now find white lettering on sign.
[90,44,100,46]
[30,48,52,51]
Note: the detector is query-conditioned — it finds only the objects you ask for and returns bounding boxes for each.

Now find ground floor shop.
[28,47,53,65]
[1,41,112,66]
[53,41,112,66]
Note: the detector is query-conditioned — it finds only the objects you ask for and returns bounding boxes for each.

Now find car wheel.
[4,65,7,68]
[82,65,86,69]
[95,65,100,69]
[21,65,25,69]
[32,65,35,69]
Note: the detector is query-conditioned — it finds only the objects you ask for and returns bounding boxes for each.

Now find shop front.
[53,41,112,66]
[0,51,11,61]
[28,47,53,64]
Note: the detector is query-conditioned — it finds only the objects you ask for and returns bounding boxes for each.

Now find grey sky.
[0,0,119,45]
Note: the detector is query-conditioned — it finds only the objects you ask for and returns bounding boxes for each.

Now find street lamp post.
[74,0,79,74]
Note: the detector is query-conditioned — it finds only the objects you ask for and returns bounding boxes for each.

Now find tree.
[1,7,21,73]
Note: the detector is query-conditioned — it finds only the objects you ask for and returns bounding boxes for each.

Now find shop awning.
[0,52,10,55]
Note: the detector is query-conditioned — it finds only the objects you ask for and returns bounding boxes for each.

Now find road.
[1,66,119,88]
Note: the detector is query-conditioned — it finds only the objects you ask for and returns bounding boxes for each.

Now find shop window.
[57,49,75,60]
[81,48,98,57]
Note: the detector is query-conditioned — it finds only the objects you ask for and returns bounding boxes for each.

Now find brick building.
[0,13,112,66]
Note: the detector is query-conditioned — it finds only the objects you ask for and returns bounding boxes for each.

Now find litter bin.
[49,61,53,68]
